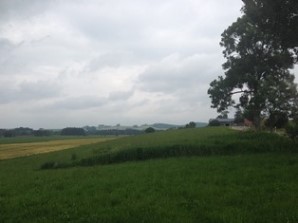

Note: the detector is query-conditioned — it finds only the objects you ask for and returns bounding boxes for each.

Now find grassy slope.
[0,127,297,223]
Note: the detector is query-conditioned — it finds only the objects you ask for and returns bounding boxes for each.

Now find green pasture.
[0,127,297,222]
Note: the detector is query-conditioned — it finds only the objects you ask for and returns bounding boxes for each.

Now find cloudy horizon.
[1,0,297,129]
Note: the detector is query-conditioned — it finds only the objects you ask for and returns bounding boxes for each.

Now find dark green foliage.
[144,127,155,133]
[33,129,52,137]
[61,127,86,136]
[285,122,298,139]
[3,130,15,137]
[0,129,6,137]
[40,161,57,169]
[71,153,77,161]
[0,128,56,138]
[265,111,289,130]
[209,119,220,126]
[185,121,196,128]
[242,0,298,58]
[1,127,34,137]
[96,129,142,135]
[217,111,229,119]
[208,1,298,128]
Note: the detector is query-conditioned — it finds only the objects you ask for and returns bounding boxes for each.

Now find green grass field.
[0,127,297,222]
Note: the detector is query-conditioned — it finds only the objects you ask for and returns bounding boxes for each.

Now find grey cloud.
[0,0,251,128]
[85,52,136,72]
[108,90,134,101]
[18,80,62,100]
[0,80,62,104]
[0,0,54,23]
[51,96,107,110]
[0,37,17,52]
[51,89,134,110]
[60,0,235,60]
[137,53,222,93]
[0,38,24,71]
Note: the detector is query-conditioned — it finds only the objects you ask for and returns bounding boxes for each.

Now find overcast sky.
[0,0,296,129]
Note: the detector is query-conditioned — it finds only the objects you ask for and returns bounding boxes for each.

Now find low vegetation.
[40,127,298,169]
[0,127,297,222]
[286,121,298,140]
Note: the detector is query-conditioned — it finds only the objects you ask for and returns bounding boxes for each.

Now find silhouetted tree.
[61,127,86,136]
[209,119,220,126]
[145,127,155,133]
[185,121,196,128]
[208,1,298,129]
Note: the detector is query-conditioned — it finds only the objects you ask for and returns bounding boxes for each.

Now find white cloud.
[137,53,222,93]
[0,0,248,128]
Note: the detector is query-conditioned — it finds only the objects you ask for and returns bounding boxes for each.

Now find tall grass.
[1,155,298,223]
[0,127,297,222]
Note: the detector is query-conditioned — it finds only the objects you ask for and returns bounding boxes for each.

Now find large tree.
[242,0,298,60]
[208,1,298,128]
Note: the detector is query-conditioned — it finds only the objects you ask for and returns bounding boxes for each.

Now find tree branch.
[228,90,254,96]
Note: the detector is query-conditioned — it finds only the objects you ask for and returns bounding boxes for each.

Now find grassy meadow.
[0,127,297,222]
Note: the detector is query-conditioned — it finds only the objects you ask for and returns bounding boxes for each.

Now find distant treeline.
[0,127,143,137]
[95,129,142,136]
[0,127,55,137]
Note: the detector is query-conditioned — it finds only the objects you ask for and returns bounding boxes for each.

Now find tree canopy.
[208,0,298,128]
[61,127,86,136]
[242,0,298,60]
[185,121,196,128]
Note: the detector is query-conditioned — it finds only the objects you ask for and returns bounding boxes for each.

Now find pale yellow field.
[0,138,114,160]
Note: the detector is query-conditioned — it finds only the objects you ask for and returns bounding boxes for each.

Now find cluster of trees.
[0,126,150,137]
[95,129,142,136]
[61,127,144,136]
[0,127,88,137]
[208,0,298,137]
[185,121,196,128]
[61,127,86,136]
[144,127,156,133]
[0,127,52,137]
[84,126,143,135]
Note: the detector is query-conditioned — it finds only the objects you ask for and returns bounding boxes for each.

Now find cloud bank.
[0,0,261,128]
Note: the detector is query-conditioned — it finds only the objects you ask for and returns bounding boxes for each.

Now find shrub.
[145,127,155,133]
[71,153,77,161]
[285,122,298,140]
[40,161,56,169]
[185,121,196,128]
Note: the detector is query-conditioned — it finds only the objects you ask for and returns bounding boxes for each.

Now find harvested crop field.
[0,137,114,160]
